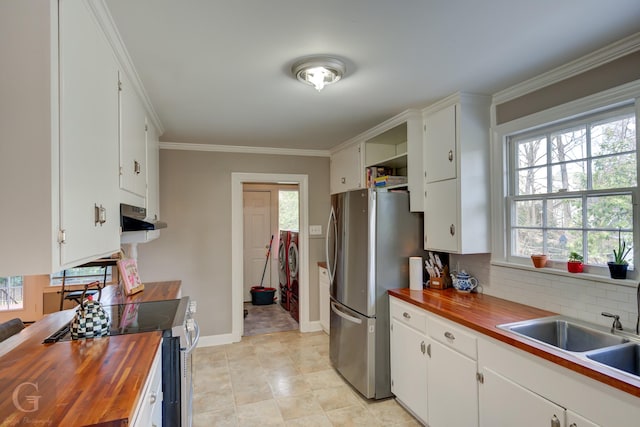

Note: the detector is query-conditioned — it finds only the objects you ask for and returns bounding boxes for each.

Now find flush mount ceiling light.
[291,56,346,92]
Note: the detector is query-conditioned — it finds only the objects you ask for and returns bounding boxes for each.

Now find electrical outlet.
[309,225,322,235]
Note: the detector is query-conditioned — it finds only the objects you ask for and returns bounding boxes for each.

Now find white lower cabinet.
[479,367,566,427]
[390,298,428,424]
[132,344,162,427]
[566,410,600,427]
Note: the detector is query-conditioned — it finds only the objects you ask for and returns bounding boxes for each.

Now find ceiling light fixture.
[291,56,346,92]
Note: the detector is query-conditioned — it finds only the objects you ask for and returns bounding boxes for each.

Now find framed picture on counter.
[117,258,145,295]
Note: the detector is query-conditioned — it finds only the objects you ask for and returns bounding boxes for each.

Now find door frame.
[231,173,309,340]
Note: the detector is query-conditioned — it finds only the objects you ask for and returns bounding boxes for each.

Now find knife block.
[428,266,451,289]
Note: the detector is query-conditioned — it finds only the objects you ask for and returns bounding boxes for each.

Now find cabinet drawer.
[429,315,477,360]
[390,297,427,334]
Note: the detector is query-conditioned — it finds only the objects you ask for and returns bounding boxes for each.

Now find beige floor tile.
[262,363,301,378]
[233,379,274,405]
[267,374,312,397]
[303,369,346,390]
[194,368,231,393]
[276,392,325,420]
[236,399,285,426]
[324,405,382,427]
[193,406,238,427]
[284,413,333,426]
[313,385,363,412]
[366,399,416,425]
[194,381,235,414]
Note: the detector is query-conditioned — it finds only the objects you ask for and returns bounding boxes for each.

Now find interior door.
[243,191,272,301]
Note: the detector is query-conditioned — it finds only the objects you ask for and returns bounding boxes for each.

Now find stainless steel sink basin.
[499,317,628,352]
[586,343,640,376]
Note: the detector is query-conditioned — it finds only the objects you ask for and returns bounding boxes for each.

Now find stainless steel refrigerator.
[326,188,423,399]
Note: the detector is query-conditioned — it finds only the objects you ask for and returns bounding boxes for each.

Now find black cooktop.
[44,299,182,343]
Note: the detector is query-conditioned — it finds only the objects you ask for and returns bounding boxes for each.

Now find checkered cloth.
[70,300,110,339]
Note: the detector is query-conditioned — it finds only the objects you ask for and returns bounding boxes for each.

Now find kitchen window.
[506,104,637,273]
[0,276,24,311]
[50,266,114,286]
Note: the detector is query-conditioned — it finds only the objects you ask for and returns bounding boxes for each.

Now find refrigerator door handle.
[326,206,337,283]
[331,302,363,325]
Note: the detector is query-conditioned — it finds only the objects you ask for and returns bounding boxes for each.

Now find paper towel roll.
[409,257,423,291]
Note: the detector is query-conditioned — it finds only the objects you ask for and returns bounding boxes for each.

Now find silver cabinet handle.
[134,160,141,175]
[427,343,431,357]
[448,150,454,162]
[569,424,577,427]
[403,312,411,319]
[94,204,106,226]
[444,331,455,341]
[149,391,157,404]
[420,341,426,354]
[551,415,560,427]
[449,224,455,236]
[341,177,346,184]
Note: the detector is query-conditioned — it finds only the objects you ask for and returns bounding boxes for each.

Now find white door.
[243,191,272,301]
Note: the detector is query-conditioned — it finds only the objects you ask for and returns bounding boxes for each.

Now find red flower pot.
[567,261,583,273]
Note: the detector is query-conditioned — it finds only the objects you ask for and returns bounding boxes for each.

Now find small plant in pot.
[567,252,583,273]
[608,230,631,279]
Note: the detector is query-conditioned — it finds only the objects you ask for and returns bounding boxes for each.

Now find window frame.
[490,86,640,281]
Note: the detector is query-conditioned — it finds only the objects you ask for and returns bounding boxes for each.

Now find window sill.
[490,260,638,289]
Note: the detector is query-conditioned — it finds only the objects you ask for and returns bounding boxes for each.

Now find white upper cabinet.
[423,93,491,254]
[330,142,363,194]
[0,0,122,276]
[119,72,148,202]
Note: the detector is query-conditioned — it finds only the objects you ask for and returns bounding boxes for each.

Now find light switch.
[309,225,322,235]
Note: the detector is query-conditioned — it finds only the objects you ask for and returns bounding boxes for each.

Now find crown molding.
[159,142,330,157]
[88,1,165,135]
[493,32,640,105]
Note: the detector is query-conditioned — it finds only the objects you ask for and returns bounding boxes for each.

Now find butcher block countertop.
[389,287,640,398]
[0,281,181,426]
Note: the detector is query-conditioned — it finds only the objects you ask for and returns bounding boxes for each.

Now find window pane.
[514,200,542,227]
[551,161,586,192]
[512,228,543,256]
[547,198,582,228]
[517,137,547,168]
[517,167,547,195]
[591,115,636,156]
[592,153,637,190]
[548,229,583,260]
[551,126,586,163]
[587,230,633,267]
[279,190,299,231]
[0,276,24,311]
[586,195,632,230]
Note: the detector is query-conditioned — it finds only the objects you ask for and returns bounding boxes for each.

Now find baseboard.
[301,320,323,333]
[197,333,240,347]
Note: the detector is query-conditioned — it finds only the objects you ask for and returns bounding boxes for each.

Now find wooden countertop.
[317,261,327,269]
[0,281,181,426]
[389,287,640,398]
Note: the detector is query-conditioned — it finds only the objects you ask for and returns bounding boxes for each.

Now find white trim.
[161,141,329,157]
[305,320,323,333]
[493,32,640,104]
[196,333,236,348]
[231,173,310,340]
[87,1,164,134]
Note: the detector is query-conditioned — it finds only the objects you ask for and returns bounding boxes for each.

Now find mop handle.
[259,234,274,287]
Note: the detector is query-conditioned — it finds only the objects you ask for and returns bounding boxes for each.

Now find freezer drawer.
[329,299,376,398]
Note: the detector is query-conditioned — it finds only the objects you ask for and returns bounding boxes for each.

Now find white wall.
[134,149,329,337]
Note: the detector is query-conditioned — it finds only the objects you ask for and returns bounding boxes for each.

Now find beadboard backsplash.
[450,254,639,330]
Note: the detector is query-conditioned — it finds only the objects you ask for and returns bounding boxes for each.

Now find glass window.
[279,190,299,232]
[50,266,113,286]
[0,276,24,311]
[508,106,636,268]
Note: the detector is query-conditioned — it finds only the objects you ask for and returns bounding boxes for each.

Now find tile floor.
[193,330,421,426]
[243,302,299,336]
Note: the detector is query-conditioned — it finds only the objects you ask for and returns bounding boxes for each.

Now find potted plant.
[531,254,547,268]
[567,252,583,273]
[608,230,631,279]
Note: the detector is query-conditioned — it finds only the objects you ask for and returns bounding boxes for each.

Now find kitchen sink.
[586,343,640,377]
[498,317,628,352]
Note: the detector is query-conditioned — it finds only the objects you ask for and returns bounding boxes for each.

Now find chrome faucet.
[601,312,623,333]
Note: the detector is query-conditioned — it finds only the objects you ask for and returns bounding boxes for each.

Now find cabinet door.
[330,143,362,194]
[428,340,478,427]
[119,72,147,198]
[390,319,428,423]
[424,179,459,252]
[566,411,600,427]
[58,0,120,266]
[424,104,456,183]
[479,368,566,427]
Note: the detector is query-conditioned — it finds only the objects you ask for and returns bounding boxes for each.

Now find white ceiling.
[104,0,640,151]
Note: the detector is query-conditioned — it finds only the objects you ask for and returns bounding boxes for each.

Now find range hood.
[120,203,167,232]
